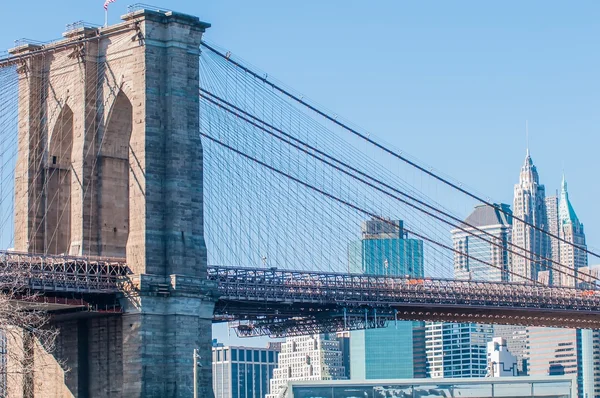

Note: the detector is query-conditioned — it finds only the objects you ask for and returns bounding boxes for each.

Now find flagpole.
[104,8,108,27]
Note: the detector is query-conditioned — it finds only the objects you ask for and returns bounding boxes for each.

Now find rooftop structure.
[270,376,576,398]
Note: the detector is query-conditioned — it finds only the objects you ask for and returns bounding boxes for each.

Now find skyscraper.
[527,327,600,398]
[451,203,528,375]
[557,175,588,286]
[580,329,600,398]
[546,176,588,287]
[527,176,593,398]
[452,203,512,282]
[335,332,351,379]
[426,323,494,378]
[348,218,426,380]
[511,150,550,283]
[266,334,346,398]
[212,341,280,398]
[545,194,561,285]
[428,204,515,379]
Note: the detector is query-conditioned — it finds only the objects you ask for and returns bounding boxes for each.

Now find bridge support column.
[113,9,217,398]
[8,8,216,398]
[121,276,215,398]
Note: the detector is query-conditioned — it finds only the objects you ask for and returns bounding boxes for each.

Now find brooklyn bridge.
[0,4,597,397]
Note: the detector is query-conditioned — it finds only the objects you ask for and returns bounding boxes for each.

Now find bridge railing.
[208,265,600,312]
[126,3,173,14]
[0,251,128,293]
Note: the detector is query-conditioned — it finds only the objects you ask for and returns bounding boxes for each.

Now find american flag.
[104,0,116,10]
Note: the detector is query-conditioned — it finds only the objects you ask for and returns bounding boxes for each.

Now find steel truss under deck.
[2,253,600,336]
[209,265,600,336]
[0,251,128,293]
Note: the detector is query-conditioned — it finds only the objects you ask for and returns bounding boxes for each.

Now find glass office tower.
[348,218,426,380]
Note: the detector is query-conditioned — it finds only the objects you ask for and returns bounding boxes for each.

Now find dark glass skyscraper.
[348,218,425,380]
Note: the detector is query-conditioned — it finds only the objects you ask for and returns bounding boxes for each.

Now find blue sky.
[2,1,599,346]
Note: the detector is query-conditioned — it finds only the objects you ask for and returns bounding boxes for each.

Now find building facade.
[348,218,426,380]
[427,205,510,379]
[266,335,346,398]
[452,203,512,282]
[545,194,561,285]
[487,337,518,377]
[212,342,280,398]
[494,325,528,375]
[527,175,595,398]
[426,322,494,378]
[580,329,600,398]
[557,176,588,287]
[335,332,351,379]
[526,328,597,398]
[511,150,550,283]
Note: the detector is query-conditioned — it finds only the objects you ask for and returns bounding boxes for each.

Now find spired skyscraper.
[546,175,588,286]
[557,175,588,285]
[511,149,550,283]
[529,174,593,398]
[348,218,426,380]
[509,150,594,398]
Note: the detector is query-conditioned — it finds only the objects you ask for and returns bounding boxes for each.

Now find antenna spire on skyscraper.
[526,120,529,156]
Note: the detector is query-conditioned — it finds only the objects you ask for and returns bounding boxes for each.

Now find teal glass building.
[348,218,425,380]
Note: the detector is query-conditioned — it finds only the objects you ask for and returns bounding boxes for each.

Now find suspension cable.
[200,41,599,261]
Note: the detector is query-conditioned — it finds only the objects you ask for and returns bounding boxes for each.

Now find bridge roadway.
[1,251,600,336]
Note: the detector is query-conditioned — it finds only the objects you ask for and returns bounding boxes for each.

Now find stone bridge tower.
[7,9,215,397]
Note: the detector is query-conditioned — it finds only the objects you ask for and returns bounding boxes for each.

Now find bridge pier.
[6,8,216,397]
[120,276,216,398]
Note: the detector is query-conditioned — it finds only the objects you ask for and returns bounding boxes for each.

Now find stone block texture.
[9,9,215,398]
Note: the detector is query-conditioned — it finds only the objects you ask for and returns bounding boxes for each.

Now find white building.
[266,334,347,398]
[494,325,528,375]
[487,337,518,377]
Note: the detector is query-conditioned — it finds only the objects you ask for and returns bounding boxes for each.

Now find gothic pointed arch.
[45,104,73,254]
[98,90,133,257]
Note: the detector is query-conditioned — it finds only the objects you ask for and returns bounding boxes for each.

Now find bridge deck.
[209,265,600,336]
[2,252,600,335]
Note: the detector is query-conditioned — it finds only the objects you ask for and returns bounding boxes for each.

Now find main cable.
[200,131,539,286]
[199,89,597,287]
[200,41,600,261]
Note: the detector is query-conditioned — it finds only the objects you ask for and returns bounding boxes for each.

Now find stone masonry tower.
[8,9,216,397]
